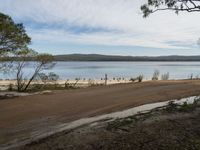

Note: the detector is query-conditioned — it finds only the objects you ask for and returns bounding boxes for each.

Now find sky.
[0,0,200,56]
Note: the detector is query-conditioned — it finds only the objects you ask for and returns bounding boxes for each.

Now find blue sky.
[1,0,200,56]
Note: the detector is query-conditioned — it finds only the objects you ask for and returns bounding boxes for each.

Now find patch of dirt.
[17,108,200,150]
[2,80,200,149]
[0,94,18,100]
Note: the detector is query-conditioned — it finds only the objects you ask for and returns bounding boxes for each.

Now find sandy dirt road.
[1,80,200,149]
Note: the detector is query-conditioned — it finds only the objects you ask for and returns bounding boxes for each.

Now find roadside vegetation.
[0,12,56,92]
[107,97,200,131]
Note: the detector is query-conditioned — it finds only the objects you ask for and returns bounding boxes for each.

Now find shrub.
[137,75,144,82]
[189,73,193,80]
[152,70,160,80]
[38,73,48,84]
[161,72,169,80]
[165,101,179,112]
[88,79,95,86]
[39,72,59,83]
[75,77,80,81]
[8,83,14,91]
[165,97,200,113]
[130,78,136,82]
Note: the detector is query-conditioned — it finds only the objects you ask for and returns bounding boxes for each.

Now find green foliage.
[14,48,38,60]
[179,99,200,112]
[36,54,53,63]
[0,12,31,54]
[38,72,59,83]
[141,0,200,17]
[48,72,59,82]
[0,12,31,74]
[38,73,48,82]
[29,83,76,92]
[8,83,13,91]
[165,101,179,112]
[8,49,55,92]
[0,13,55,92]
[137,75,144,82]
[141,4,153,18]
[129,78,136,82]
[165,97,200,112]
[107,97,200,132]
[107,117,137,131]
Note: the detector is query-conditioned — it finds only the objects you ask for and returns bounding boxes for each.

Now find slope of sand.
[1,80,200,149]
[0,79,132,90]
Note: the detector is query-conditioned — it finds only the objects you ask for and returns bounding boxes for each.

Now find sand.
[0,79,131,87]
[1,80,200,149]
[18,105,200,150]
[0,79,132,91]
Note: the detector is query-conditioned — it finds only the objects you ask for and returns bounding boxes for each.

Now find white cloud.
[1,0,200,51]
[28,28,189,50]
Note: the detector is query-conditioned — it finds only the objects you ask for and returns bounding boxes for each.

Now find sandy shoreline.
[0,79,132,90]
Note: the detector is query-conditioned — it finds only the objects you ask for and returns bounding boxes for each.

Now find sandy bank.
[0,79,132,90]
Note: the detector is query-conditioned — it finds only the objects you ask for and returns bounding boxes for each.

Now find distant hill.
[54,54,200,61]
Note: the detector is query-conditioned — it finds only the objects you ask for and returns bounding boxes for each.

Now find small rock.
[40,90,52,95]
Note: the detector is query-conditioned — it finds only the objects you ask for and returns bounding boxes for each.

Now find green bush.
[137,75,144,82]
[8,83,14,91]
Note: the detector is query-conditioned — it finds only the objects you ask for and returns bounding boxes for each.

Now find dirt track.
[1,80,200,149]
[19,105,200,150]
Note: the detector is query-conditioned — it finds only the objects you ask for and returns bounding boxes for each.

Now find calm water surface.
[1,61,200,80]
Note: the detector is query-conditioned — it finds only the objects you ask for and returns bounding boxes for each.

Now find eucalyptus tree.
[141,0,200,17]
[13,49,55,91]
[0,12,31,72]
[0,12,30,54]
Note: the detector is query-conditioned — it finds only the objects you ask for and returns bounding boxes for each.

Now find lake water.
[1,61,200,80]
